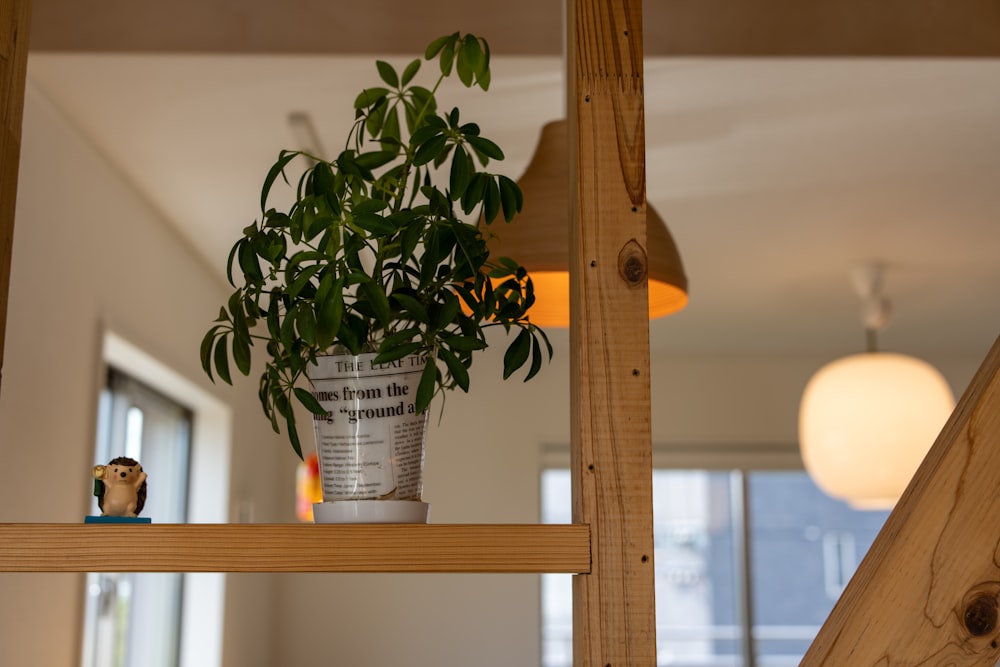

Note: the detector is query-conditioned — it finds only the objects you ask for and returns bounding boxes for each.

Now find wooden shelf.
[0,523,591,573]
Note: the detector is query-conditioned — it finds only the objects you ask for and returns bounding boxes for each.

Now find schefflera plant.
[201,32,551,457]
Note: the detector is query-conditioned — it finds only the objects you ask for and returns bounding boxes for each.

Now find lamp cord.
[865,327,879,353]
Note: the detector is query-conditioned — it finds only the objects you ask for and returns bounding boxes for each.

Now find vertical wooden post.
[0,0,31,391]
[568,1,657,665]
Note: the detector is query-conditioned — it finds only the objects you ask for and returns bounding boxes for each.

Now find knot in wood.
[618,239,647,287]
[964,593,998,636]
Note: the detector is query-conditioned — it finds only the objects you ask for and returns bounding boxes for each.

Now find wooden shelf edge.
[0,523,592,574]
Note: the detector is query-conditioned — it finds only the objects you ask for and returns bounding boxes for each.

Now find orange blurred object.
[296,451,323,522]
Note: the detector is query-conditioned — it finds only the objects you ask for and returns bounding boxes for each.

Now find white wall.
[272,336,981,666]
[0,78,291,667]
[1,69,987,667]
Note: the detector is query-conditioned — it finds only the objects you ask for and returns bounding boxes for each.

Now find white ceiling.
[24,45,1000,361]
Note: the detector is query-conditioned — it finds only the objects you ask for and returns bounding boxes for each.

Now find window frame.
[88,331,232,667]
[539,441,838,667]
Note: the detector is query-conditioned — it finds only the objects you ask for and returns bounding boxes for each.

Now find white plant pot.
[307,352,430,523]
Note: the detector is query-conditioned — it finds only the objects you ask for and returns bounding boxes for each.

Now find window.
[82,367,193,667]
[540,448,890,667]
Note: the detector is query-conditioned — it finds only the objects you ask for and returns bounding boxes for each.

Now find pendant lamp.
[483,120,688,328]
[798,264,955,509]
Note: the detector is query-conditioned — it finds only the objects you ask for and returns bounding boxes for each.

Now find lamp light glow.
[799,351,954,509]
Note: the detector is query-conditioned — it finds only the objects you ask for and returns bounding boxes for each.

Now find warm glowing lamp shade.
[799,352,955,509]
[484,120,688,328]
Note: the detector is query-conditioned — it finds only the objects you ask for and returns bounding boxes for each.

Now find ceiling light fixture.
[482,120,688,328]
[798,262,955,509]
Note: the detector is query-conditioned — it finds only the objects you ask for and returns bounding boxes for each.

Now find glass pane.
[541,469,746,667]
[540,470,573,667]
[653,470,743,667]
[83,368,193,667]
[747,471,889,666]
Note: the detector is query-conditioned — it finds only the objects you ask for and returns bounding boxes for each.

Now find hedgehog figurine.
[93,457,148,517]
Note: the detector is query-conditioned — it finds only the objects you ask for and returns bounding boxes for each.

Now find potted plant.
[200,32,550,522]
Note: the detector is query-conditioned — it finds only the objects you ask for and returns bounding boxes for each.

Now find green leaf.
[264,210,292,228]
[425,33,455,60]
[524,334,543,381]
[360,282,392,327]
[415,356,438,413]
[380,108,401,149]
[410,117,446,144]
[400,216,423,264]
[461,37,483,81]
[279,302,297,350]
[365,97,388,139]
[434,293,461,329]
[455,40,474,87]
[312,162,335,197]
[354,87,390,110]
[502,328,531,379]
[232,329,252,376]
[379,327,421,349]
[449,146,471,201]
[200,328,219,381]
[296,303,318,345]
[376,60,399,87]
[408,86,437,119]
[461,172,489,215]
[315,276,345,348]
[477,64,491,91]
[413,133,447,167]
[498,175,523,222]
[401,58,421,86]
[355,150,397,170]
[465,135,504,162]
[482,176,501,223]
[373,340,424,365]
[294,387,327,416]
[444,335,487,352]
[304,214,335,242]
[238,239,264,282]
[353,199,389,214]
[287,264,323,299]
[336,315,365,354]
[261,150,299,213]
[439,41,456,76]
[438,346,470,392]
[391,292,429,323]
[352,212,396,236]
[213,336,232,385]
[284,409,304,460]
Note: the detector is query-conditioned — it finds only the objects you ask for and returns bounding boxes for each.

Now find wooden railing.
[802,332,1000,666]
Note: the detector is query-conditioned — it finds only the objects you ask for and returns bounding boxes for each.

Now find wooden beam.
[27,0,1000,57]
[0,0,31,392]
[569,1,657,665]
[0,524,592,573]
[802,333,1000,665]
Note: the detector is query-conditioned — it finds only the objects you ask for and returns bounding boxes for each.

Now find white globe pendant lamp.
[798,264,955,510]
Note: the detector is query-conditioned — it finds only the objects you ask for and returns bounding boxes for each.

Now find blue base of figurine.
[85,516,152,524]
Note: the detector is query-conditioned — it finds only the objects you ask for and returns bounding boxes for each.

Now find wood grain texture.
[27,0,1000,56]
[0,0,31,393]
[802,334,1000,666]
[568,1,657,665]
[0,524,591,573]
